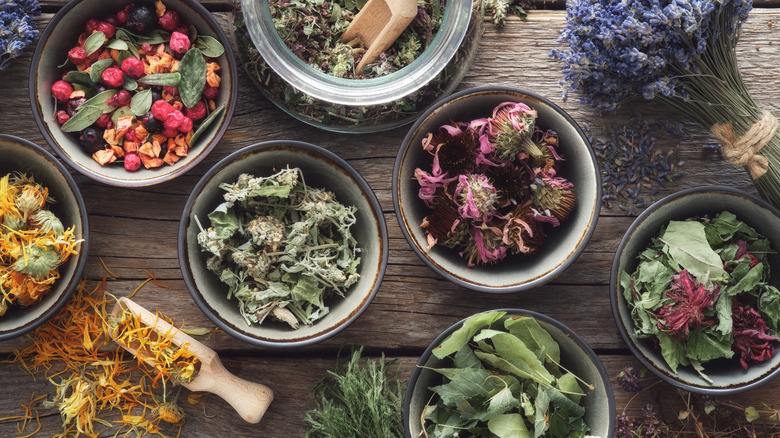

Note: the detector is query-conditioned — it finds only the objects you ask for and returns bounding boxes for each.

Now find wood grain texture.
[2,6,780,437]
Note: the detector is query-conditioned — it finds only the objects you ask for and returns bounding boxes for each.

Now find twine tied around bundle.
[711,110,778,179]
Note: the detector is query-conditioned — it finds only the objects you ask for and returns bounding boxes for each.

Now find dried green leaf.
[63,71,94,87]
[487,413,531,438]
[117,50,133,65]
[105,39,129,51]
[746,406,760,422]
[189,104,225,146]
[83,31,106,56]
[130,89,152,116]
[178,48,207,108]
[661,220,727,284]
[138,72,181,86]
[137,29,170,45]
[194,35,225,58]
[432,311,506,359]
[89,58,114,84]
[123,76,138,92]
[60,89,117,132]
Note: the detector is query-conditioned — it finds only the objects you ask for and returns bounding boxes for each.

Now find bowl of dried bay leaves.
[178,140,388,348]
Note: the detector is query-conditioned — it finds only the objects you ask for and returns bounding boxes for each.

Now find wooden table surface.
[2,2,780,437]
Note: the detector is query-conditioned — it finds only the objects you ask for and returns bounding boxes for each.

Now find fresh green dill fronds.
[304,348,406,438]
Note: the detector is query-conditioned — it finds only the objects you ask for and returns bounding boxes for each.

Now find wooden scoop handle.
[184,359,274,424]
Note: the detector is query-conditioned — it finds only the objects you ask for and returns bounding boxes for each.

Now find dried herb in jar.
[196,167,362,329]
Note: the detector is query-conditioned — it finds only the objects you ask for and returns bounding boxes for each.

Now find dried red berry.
[162,85,178,97]
[51,80,74,103]
[140,42,154,54]
[124,153,142,171]
[184,101,206,121]
[108,89,132,107]
[158,10,180,32]
[101,67,125,88]
[125,127,138,142]
[56,110,70,125]
[117,9,128,24]
[66,97,86,116]
[85,18,100,34]
[87,48,101,63]
[103,14,120,27]
[161,126,179,138]
[152,100,175,121]
[169,31,191,55]
[178,116,193,133]
[95,113,112,128]
[97,21,116,39]
[68,46,87,65]
[202,85,219,100]
[164,110,184,130]
[121,57,145,79]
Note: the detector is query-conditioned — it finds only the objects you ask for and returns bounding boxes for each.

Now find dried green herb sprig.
[304,348,405,438]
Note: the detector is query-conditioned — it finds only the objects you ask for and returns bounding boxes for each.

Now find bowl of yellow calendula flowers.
[0,134,89,341]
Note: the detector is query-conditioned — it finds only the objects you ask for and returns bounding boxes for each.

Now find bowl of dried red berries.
[393,85,601,293]
[30,0,237,187]
[611,186,780,394]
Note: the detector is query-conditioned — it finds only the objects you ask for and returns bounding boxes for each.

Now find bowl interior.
[181,142,386,346]
[395,88,600,291]
[32,0,235,186]
[405,311,615,437]
[0,136,88,340]
[612,188,780,392]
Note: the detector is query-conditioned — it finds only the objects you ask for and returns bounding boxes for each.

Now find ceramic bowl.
[29,0,237,187]
[393,85,601,293]
[404,309,615,437]
[0,135,89,341]
[178,140,388,348]
[611,186,780,394]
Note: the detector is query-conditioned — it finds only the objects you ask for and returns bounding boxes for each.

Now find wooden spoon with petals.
[341,0,419,74]
[109,297,274,424]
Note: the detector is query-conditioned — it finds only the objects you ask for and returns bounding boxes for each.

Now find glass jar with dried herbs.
[232,0,483,133]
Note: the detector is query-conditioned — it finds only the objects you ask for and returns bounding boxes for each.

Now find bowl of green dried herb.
[393,85,601,293]
[30,0,237,187]
[232,0,483,133]
[404,309,615,437]
[0,134,89,341]
[179,140,388,348]
[611,186,780,394]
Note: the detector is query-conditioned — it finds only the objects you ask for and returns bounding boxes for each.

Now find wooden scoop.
[109,297,273,424]
[341,0,418,74]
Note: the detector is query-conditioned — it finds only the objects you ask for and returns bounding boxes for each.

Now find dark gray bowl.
[393,85,601,293]
[30,0,237,187]
[0,135,89,341]
[178,141,388,348]
[611,186,780,394]
[404,309,615,437]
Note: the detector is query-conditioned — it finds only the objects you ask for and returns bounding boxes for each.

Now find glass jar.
[232,0,484,134]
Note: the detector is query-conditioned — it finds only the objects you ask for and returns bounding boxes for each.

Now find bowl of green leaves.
[178,140,388,348]
[404,309,615,437]
[611,186,780,394]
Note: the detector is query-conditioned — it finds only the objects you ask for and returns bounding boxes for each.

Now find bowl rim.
[0,134,90,341]
[610,185,780,394]
[177,139,389,348]
[392,84,601,293]
[28,0,238,188]
[402,308,616,438]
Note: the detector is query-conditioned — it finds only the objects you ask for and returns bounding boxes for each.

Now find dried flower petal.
[732,301,779,369]
[656,270,719,337]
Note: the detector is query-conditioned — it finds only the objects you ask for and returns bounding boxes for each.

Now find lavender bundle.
[0,0,40,70]
[550,0,780,207]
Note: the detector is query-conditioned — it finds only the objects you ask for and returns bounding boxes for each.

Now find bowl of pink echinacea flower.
[392,85,601,293]
[611,186,780,395]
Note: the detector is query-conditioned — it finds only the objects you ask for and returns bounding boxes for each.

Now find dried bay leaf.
[178,48,207,109]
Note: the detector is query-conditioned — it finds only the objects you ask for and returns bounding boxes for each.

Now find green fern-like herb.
[304,348,405,438]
